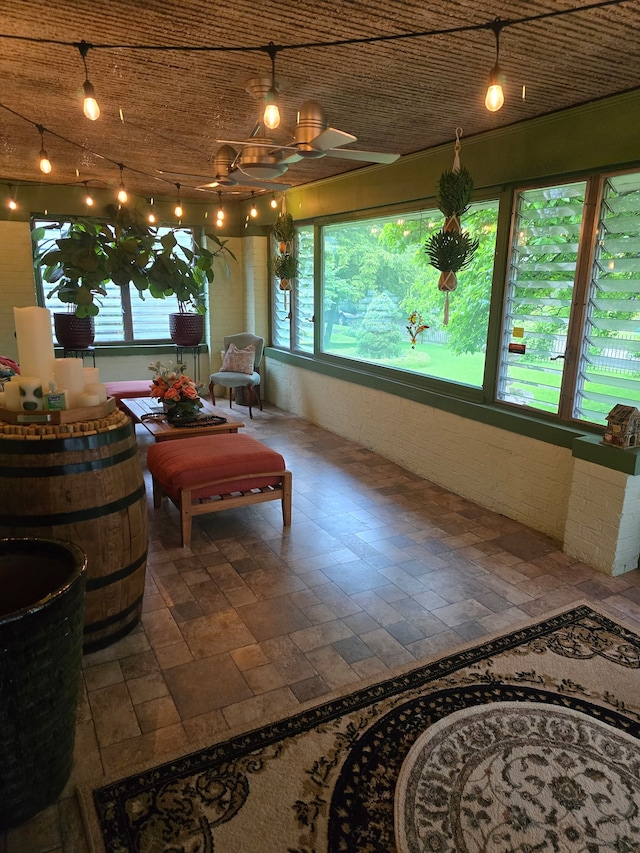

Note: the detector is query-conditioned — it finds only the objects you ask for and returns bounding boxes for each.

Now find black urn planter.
[0,537,87,830]
[169,313,204,347]
[53,313,95,349]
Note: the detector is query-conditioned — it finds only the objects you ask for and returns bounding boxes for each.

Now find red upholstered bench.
[147,433,292,547]
[105,381,152,418]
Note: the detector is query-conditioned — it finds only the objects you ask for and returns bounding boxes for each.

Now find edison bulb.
[263,102,280,130]
[485,83,504,112]
[83,81,100,120]
[39,152,52,174]
[118,187,128,204]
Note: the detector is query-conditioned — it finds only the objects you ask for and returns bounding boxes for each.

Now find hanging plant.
[426,128,479,325]
[425,230,480,274]
[274,252,299,288]
[436,166,475,233]
[274,212,296,251]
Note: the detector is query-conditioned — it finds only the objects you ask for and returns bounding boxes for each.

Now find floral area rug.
[91,605,640,852]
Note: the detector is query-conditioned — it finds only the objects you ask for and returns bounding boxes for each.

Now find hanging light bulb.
[216,191,225,222]
[148,198,156,224]
[174,183,183,218]
[270,193,278,209]
[485,19,505,112]
[117,163,128,204]
[84,181,94,206]
[262,42,281,130]
[36,125,52,174]
[78,41,101,120]
[8,187,17,211]
[249,192,258,218]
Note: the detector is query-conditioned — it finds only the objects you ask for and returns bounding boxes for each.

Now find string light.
[270,194,278,209]
[485,19,505,112]
[83,181,94,206]
[7,186,17,210]
[36,124,52,174]
[77,40,100,120]
[249,192,258,218]
[262,42,281,130]
[174,183,183,218]
[147,198,156,223]
[117,163,128,203]
[216,191,224,227]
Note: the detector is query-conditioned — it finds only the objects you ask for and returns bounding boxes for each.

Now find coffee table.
[119,397,244,442]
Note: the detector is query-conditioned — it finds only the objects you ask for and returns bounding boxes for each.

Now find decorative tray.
[0,396,116,425]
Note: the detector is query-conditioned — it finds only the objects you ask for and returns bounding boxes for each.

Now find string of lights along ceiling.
[0,0,632,217]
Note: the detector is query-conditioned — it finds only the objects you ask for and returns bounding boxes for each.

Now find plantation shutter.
[294,225,314,354]
[496,181,587,414]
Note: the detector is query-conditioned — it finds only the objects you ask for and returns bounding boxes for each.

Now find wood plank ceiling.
[0,1,638,205]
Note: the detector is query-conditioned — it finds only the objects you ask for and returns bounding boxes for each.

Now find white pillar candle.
[53,358,85,408]
[3,377,21,411]
[85,382,107,403]
[83,366,100,385]
[18,375,45,411]
[14,306,55,387]
[77,392,100,408]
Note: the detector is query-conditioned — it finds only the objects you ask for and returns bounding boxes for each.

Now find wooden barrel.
[0,411,147,654]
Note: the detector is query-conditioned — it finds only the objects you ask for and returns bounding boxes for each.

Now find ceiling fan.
[158,143,291,192]
[217,77,401,180]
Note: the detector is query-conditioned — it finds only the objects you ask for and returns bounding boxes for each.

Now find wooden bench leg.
[152,476,163,508]
[209,381,216,405]
[180,487,193,549]
[282,470,292,526]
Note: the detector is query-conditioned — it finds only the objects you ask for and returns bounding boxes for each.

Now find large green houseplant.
[34,207,236,347]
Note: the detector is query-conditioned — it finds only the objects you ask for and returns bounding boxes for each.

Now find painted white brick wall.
[565,459,640,575]
[267,361,573,541]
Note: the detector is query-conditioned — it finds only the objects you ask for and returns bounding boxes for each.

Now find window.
[32,218,197,344]
[497,169,640,427]
[272,224,314,353]
[320,202,498,386]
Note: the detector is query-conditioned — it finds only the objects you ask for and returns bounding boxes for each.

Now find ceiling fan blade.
[228,172,291,190]
[325,148,400,164]
[309,127,357,151]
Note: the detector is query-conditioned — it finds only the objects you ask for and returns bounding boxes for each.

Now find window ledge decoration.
[273,201,298,310]
[425,128,479,325]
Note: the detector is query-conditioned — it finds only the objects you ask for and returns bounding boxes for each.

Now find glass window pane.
[294,225,314,353]
[576,171,640,424]
[321,202,498,386]
[496,182,587,413]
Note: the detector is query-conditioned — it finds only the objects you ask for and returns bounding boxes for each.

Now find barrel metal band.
[0,484,146,526]
[85,550,147,592]
[0,444,138,478]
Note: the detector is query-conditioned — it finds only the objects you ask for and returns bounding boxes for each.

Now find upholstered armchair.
[209,333,264,419]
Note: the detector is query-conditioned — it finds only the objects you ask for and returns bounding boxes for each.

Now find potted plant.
[274,252,299,291]
[34,218,112,347]
[146,230,235,347]
[33,209,236,347]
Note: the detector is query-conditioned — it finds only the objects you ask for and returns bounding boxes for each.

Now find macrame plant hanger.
[425,127,478,326]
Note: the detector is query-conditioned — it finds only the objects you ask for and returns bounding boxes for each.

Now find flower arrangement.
[148,361,203,422]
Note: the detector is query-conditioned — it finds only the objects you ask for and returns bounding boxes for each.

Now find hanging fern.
[274,252,299,281]
[436,166,475,218]
[425,230,479,273]
[273,212,296,243]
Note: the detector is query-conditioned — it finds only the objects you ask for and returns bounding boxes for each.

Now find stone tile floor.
[4,403,640,852]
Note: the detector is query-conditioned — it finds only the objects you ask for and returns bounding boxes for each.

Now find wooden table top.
[119,397,244,441]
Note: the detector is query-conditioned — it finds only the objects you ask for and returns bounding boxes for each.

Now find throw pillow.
[220,343,255,375]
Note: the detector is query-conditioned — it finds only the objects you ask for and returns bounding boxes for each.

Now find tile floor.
[4,403,640,852]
